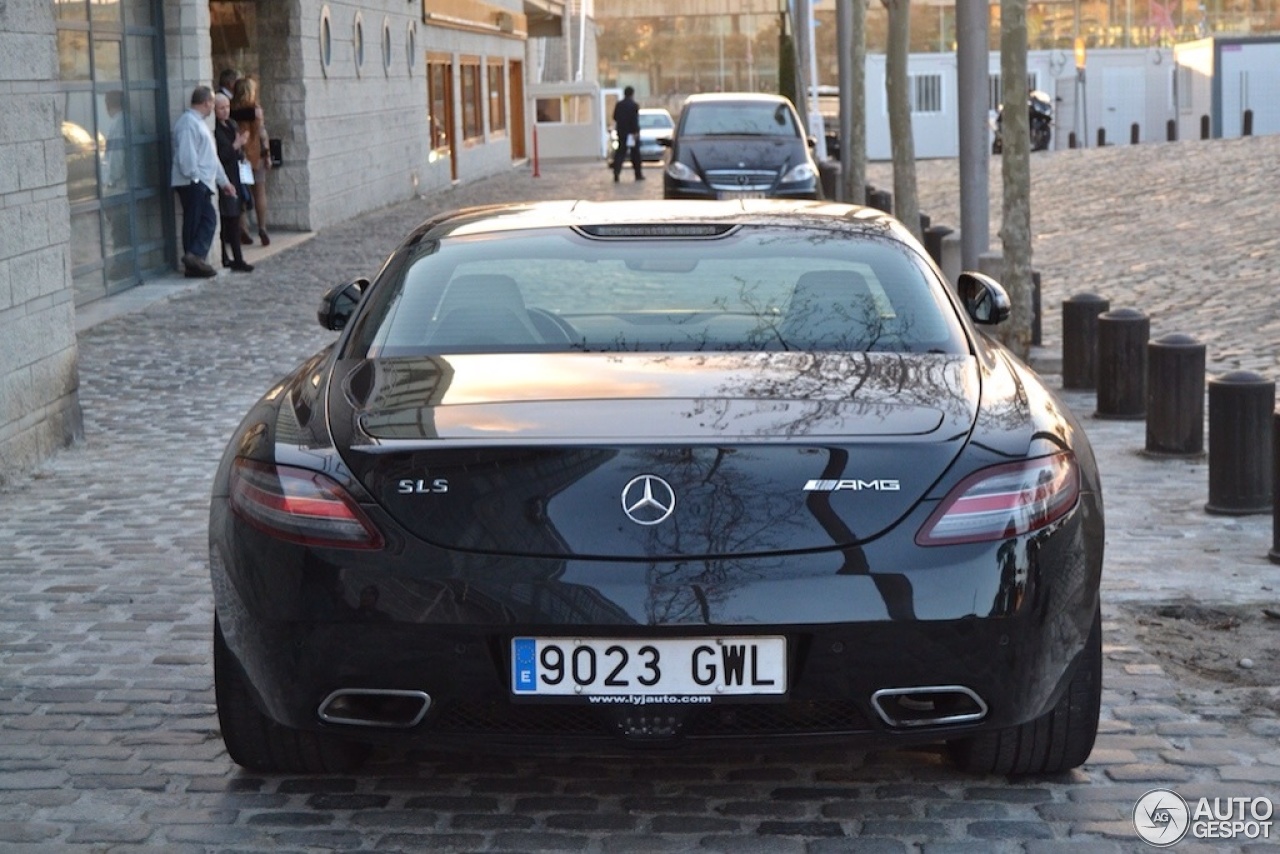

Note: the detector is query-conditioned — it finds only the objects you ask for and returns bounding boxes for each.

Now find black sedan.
[210,200,1103,775]
[662,93,821,201]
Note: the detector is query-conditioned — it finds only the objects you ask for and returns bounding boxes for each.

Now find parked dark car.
[210,199,1103,776]
[662,93,821,200]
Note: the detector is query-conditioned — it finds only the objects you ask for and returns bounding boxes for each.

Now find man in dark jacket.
[611,86,643,182]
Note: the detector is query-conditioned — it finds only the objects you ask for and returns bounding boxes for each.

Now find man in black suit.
[611,86,643,183]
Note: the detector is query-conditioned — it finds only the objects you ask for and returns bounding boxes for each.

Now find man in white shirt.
[170,86,235,277]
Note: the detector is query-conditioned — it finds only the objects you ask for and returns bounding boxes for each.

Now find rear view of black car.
[209,199,1102,776]
[662,93,821,200]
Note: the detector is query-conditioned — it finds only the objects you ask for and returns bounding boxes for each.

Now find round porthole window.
[406,24,417,75]
[319,6,333,77]
[353,12,365,76]
[382,17,392,76]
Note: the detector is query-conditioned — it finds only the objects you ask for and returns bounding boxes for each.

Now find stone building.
[0,0,577,483]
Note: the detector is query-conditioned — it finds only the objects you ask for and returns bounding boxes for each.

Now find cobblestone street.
[2,137,1279,851]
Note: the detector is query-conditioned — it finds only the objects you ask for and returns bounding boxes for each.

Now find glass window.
[122,0,154,27]
[54,0,88,23]
[535,97,561,123]
[355,227,967,357]
[126,35,157,83]
[58,30,91,80]
[406,25,416,75]
[460,60,482,139]
[681,101,800,137]
[910,74,943,114]
[382,18,393,75]
[69,209,104,273]
[90,0,122,26]
[428,60,452,151]
[487,63,506,135]
[93,38,123,82]
[354,12,365,74]
[320,7,333,75]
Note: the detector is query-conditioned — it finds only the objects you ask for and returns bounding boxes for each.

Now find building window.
[320,6,332,76]
[460,57,482,140]
[353,12,365,75]
[55,0,168,305]
[406,24,417,75]
[910,74,943,114]
[487,60,506,136]
[382,17,392,76]
[427,56,453,152]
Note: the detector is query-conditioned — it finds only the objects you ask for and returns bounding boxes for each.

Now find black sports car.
[210,199,1103,775]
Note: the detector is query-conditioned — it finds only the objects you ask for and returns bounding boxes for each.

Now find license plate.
[511,636,786,697]
[716,190,766,200]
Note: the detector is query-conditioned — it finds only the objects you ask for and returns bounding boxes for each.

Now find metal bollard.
[1271,412,1280,563]
[1200,115,1211,139]
[1244,109,1254,137]
[923,224,953,266]
[1206,371,1275,515]
[1130,123,1140,145]
[1095,308,1149,420]
[1144,333,1206,457]
[870,189,893,214]
[1167,119,1177,142]
[1097,127,1107,147]
[1062,294,1110,390]
[918,211,931,232]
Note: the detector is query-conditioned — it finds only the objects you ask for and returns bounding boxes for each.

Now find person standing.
[213,94,253,273]
[170,86,236,278]
[217,67,239,101]
[612,86,643,183]
[231,77,271,246]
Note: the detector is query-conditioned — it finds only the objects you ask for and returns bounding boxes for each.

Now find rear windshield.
[680,102,800,137]
[350,226,968,357]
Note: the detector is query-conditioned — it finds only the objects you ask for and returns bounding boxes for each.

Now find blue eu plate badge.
[513,638,537,692]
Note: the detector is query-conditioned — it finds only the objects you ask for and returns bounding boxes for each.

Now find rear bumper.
[211,493,1101,750]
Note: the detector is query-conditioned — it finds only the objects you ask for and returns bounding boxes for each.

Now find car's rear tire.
[948,607,1101,775]
[214,617,370,774]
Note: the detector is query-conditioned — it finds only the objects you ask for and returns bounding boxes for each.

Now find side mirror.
[957,272,1010,325]
[807,136,817,149]
[658,136,673,148]
[317,278,369,331]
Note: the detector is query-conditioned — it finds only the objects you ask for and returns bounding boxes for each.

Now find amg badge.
[804,479,901,492]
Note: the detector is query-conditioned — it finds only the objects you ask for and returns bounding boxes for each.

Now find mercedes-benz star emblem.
[621,475,676,526]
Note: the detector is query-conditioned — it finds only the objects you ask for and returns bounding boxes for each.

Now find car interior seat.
[428,274,545,348]
[781,269,886,350]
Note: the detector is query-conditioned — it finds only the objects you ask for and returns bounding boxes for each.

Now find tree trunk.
[883,0,920,241]
[838,0,867,205]
[999,0,1033,359]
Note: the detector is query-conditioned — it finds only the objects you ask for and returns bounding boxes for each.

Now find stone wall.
[0,1,82,485]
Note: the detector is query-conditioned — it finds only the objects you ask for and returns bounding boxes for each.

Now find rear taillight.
[229,459,384,549]
[915,452,1080,546]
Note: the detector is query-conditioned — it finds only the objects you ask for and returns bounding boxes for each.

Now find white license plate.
[511,636,786,697]
[716,190,766,200]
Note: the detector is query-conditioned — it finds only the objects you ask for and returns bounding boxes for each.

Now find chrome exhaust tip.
[317,689,431,728]
[870,686,988,728]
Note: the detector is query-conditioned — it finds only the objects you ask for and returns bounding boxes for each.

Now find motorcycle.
[991,90,1053,154]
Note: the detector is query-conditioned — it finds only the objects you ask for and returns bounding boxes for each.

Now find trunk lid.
[333,352,978,558]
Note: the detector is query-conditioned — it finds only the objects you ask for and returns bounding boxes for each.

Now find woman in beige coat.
[230,77,271,246]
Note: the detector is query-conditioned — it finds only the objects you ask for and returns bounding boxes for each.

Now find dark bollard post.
[1167,119,1177,142]
[1097,127,1107,147]
[918,211,931,232]
[1068,131,1078,149]
[819,159,840,200]
[1243,109,1254,136]
[1206,372,1275,515]
[1062,294,1110,390]
[1130,123,1140,144]
[874,189,893,214]
[923,225,953,266]
[1031,270,1042,347]
[1095,308,1149,420]
[1144,334,1206,457]
[1200,115,1211,139]
[1271,411,1280,563]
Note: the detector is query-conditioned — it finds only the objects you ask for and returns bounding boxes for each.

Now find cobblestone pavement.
[2,139,1279,851]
